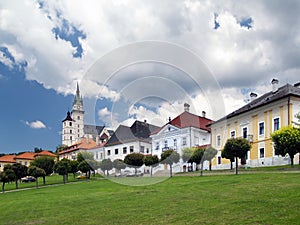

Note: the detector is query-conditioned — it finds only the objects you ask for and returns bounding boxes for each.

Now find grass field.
[0,172,299,225]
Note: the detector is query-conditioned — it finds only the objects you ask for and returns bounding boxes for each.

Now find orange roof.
[15,152,36,160]
[0,155,16,163]
[59,138,101,155]
[37,150,56,157]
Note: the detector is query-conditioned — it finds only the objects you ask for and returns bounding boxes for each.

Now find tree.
[223,138,251,175]
[160,150,180,177]
[77,152,97,177]
[221,148,235,170]
[27,166,46,188]
[78,161,91,179]
[202,147,218,171]
[10,163,28,189]
[56,145,68,154]
[99,159,113,176]
[0,169,15,193]
[190,148,205,170]
[34,147,43,153]
[30,156,55,185]
[69,160,79,179]
[124,153,145,175]
[271,126,300,167]
[112,159,126,175]
[181,147,196,171]
[53,159,71,184]
[144,155,159,177]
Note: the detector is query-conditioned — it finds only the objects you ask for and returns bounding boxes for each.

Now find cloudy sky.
[1,0,300,153]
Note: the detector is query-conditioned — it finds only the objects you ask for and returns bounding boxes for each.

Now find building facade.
[150,104,213,172]
[210,80,300,169]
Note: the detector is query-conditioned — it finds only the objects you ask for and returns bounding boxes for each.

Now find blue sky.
[1,0,300,154]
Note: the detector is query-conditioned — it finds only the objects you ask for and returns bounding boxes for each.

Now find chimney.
[202,111,206,118]
[168,117,171,122]
[184,103,190,112]
[250,92,258,101]
[271,78,279,93]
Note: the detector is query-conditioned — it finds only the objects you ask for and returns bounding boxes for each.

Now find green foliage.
[124,153,145,168]
[160,150,180,177]
[144,155,159,167]
[112,159,126,171]
[221,147,235,170]
[181,148,196,163]
[54,159,71,183]
[0,169,15,193]
[223,137,251,174]
[78,161,91,178]
[203,147,218,161]
[34,147,43,153]
[69,160,79,178]
[27,166,46,188]
[11,163,28,189]
[190,148,205,165]
[30,156,55,176]
[271,125,300,166]
[55,145,68,153]
[99,159,113,176]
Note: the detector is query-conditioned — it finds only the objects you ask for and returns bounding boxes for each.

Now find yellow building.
[0,155,16,172]
[210,79,300,169]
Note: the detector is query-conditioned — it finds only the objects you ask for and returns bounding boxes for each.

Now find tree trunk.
[2,182,5,193]
[235,157,238,175]
[209,160,212,171]
[15,179,18,189]
[43,176,46,185]
[230,161,233,170]
[135,168,137,176]
[200,162,204,176]
[150,166,153,177]
[63,175,66,184]
[291,155,294,167]
[169,164,173,177]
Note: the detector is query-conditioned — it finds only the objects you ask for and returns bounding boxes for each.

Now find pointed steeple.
[72,82,83,111]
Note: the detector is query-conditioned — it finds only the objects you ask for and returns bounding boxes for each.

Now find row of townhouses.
[58,79,300,173]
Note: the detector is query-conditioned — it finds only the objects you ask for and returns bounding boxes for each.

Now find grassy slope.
[0,173,299,225]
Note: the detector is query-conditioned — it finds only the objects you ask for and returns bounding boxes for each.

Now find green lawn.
[0,172,299,225]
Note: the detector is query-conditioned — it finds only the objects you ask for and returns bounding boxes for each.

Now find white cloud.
[25,120,47,129]
[1,0,300,122]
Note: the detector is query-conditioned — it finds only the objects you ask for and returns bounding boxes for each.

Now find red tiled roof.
[15,152,36,160]
[36,150,56,157]
[152,111,213,135]
[0,155,16,163]
[59,138,103,155]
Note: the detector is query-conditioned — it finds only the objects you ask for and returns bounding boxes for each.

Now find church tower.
[62,83,85,146]
[71,82,85,143]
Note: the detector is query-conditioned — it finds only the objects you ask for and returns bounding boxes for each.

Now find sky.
[0,0,300,153]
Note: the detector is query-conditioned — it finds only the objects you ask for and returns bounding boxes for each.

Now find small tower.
[62,111,74,146]
[71,82,85,143]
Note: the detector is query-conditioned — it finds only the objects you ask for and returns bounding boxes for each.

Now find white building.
[62,83,113,146]
[104,120,159,162]
[150,104,213,172]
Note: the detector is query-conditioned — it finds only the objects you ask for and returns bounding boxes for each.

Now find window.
[259,148,265,158]
[69,122,72,126]
[146,148,149,154]
[0,164,1,168]
[274,118,280,131]
[115,149,119,155]
[77,116,80,120]
[230,131,236,138]
[78,125,80,128]
[70,136,72,140]
[107,150,111,156]
[155,142,159,150]
[194,137,199,146]
[174,139,177,147]
[243,127,248,139]
[123,147,127,154]
[216,135,221,147]
[259,122,264,135]
[164,140,168,148]
[130,146,134,153]
[140,146,145,153]
[70,130,72,134]
[182,137,187,146]
[218,156,222,165]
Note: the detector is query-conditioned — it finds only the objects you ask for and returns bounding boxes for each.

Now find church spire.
[72,82,83,111]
